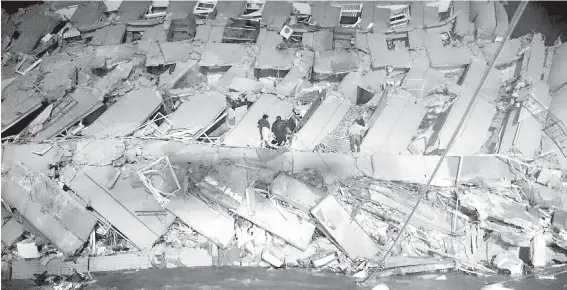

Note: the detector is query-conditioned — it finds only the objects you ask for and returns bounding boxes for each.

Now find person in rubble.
[349,120,367,153]
[287,108,302,133]
[272,116,287,146]
[258,114,271,148]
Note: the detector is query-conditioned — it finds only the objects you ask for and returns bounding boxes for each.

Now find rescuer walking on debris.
[272,116,287,146]
[258,114,271,148]
[348,119,367,153]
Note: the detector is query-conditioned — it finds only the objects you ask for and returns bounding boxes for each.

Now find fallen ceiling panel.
[82,87,163,138]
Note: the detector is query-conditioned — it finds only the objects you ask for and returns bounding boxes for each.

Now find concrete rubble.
[2,1,567,289]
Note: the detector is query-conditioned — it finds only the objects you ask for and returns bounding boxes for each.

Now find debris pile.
[2,1,567,288]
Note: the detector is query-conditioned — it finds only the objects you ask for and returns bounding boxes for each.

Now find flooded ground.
[2,266,567,290]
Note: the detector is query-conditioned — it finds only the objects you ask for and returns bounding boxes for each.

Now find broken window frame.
[145,4,168,19]
[221,18,260,44]
[193,0,218,19]
[389,4,411,28]
[241,0,266,21]
[338,3,363,27]
[291,2,312,24]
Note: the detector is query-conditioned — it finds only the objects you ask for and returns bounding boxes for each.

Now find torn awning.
[3,162,97,255]
[360,97,427,155]
[199,42,251,67]
[82,87,163,138]
[222,94,294,148]
[255,29,296,71]
[158,91,226,136]
[290,96,351,151]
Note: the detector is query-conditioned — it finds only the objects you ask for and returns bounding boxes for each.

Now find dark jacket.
[272,120,287,138]
[258,118,270,130]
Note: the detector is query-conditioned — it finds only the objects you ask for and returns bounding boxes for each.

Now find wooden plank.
[166,193,235,248]
[311,195,380,260]
[235,191,315,250]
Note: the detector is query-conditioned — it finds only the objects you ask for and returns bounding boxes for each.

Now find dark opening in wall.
[222,18,260,44]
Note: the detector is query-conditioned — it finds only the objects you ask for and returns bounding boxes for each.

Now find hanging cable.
[361,0,530,283]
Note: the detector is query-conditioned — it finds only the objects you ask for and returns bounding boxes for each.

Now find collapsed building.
[2,1,567,288]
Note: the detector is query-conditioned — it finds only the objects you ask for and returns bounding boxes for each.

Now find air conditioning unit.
[280,25,293,39]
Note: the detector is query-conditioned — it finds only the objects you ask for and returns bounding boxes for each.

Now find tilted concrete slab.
[525,34,546,83]
[235,191,315,250]
[311,195,380,260]
[367,33,411,69]
[302,30,333,51]
[452,0,471,36]
[84,165,176,235]
[402,58,444,98]
[261,1,292,30]
[549,42,567,92]
[157,91,226,136]
[461,58,502,102]
[483,38,522,66]
[368,186,465,234]
[360,97,427,155]
[275,50,314,96]
[3,162,97,255]
[271,174,328,213]
[428,46,472,69]
[255,29,296,71]
[166,193,235,248]
[499,83,550,158]
[313,49,359,75]
[290,96,351,151]
[69,168,163,250]
[214,62,255,91]
[200,42,251,67]
[222,94,294,148]
[310,2,341,28]
[434,85,496,155]
[82,87,162,138]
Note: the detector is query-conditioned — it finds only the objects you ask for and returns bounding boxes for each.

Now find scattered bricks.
[88,252,151,272]
[552,210,567,230]
[1,218,25,246]
[11,257,88,280]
